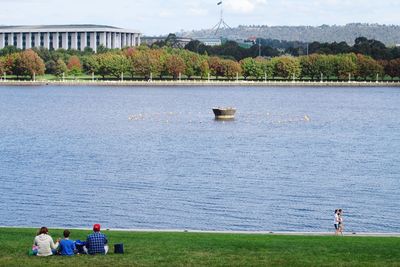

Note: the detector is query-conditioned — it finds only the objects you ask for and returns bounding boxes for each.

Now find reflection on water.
[0,86,399,232]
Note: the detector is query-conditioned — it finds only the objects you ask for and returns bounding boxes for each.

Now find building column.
[44,32,50,49]
[132,34,136,46]
[116,33,121,49]
[126,34,131,47]
[26,33,32,49]
[61,32,68,49]
[0,33,5,49]
[90,32,96,52]
[107,32,112,49]
[53,32,59,50]
[137,34,141,46]
[99,32,106,47]
[81,32,87,51]
[111,32,115,49]
[34,33,40,48]
[121,33,126,48]
[10,33,14,47]
[71,32,78,50]
[16,33,23,49]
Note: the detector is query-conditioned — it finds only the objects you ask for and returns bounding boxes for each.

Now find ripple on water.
[0,86,399,232]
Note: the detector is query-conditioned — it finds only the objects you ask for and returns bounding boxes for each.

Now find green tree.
[0,46,21,56]
[45,60,57,75]
[199,57,210,79]
[274,56,301,79]
[299,54,320,79]
[317,54,336,79]
[99,53,130,79]
[259,59,275,79]
[54,59,68,78]
[334,54,357,80]
[240,57,263,79]
[178,50,202,79]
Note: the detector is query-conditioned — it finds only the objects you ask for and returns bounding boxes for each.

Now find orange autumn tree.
[67,56,82,76]
[13,50,45,79]
[165,54,185,79]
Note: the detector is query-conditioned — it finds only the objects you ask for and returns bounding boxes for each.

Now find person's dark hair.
[63,229,70,238]
[37,227,48,235]
[335,209,338,213]
[339,209,342,212]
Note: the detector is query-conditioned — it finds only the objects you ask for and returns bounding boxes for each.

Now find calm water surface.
[0,86,399,232]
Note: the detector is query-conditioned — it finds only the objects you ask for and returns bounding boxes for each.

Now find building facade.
[197,38,222,46]
[0,25,141,52]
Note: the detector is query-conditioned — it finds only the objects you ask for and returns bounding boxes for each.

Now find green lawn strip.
[0,228,398,267]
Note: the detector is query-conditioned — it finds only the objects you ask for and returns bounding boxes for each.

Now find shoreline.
[1,80,400,87]
[1,226,399,237]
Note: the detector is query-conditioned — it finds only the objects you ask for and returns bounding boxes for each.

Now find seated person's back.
[86,224,108,255]
[59,230,76,256]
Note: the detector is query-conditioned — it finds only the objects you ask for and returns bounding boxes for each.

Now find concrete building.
[197,38,222,46]
[0,25,141,52]
[142,36,192,48]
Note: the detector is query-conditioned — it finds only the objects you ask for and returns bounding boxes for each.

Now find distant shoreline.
[1,80,400,87]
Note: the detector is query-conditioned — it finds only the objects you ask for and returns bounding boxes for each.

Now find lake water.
[0,85,399,232]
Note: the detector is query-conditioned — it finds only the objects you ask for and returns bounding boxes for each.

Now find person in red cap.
[83,224,108,255]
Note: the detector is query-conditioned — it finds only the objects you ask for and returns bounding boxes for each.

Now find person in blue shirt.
[58,229,76,256]
[84,224,108,255]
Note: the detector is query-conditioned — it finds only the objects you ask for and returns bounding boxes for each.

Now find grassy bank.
[0,228,399,266]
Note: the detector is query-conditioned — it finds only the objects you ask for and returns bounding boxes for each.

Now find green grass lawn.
[0,228,399,267]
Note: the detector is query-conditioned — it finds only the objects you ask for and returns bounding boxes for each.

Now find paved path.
[2,226,398,237]
[106,229,400,237]
[1,80,400,87]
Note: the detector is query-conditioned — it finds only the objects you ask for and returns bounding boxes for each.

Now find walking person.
[338,209,344,235]
[334,209,340,235]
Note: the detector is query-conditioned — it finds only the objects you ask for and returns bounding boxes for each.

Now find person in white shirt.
[338,209,344,235]
[33,227,60,256]
[334,209,340,235]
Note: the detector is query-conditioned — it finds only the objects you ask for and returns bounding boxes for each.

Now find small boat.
[212,107,236,120]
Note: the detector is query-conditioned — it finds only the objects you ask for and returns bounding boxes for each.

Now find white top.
[334,213,339,224]
[33,234,59,256]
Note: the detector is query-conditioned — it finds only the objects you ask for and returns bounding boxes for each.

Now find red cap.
[93,224,101,232]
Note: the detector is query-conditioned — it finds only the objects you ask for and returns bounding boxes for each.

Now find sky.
[1,0,399,35]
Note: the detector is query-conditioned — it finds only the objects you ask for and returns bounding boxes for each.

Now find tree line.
[1,45,400,81]
[181,23,400,47]
[184,37,400,61]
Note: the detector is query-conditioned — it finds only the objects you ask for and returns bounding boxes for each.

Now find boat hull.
[213,108,236,120]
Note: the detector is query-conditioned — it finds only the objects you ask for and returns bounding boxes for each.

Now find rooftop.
[0,24,120,30]
[0,24,140,33]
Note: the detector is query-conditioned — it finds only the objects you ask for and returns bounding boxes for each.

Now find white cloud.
[225,0,267,14]
[0,0,400,35]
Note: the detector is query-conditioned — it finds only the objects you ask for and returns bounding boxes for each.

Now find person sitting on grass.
[58,229,76,256]
[84,224,109,255]
[33,227,60,256]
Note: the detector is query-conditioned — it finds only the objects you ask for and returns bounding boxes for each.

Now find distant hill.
[179,23,400,46]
